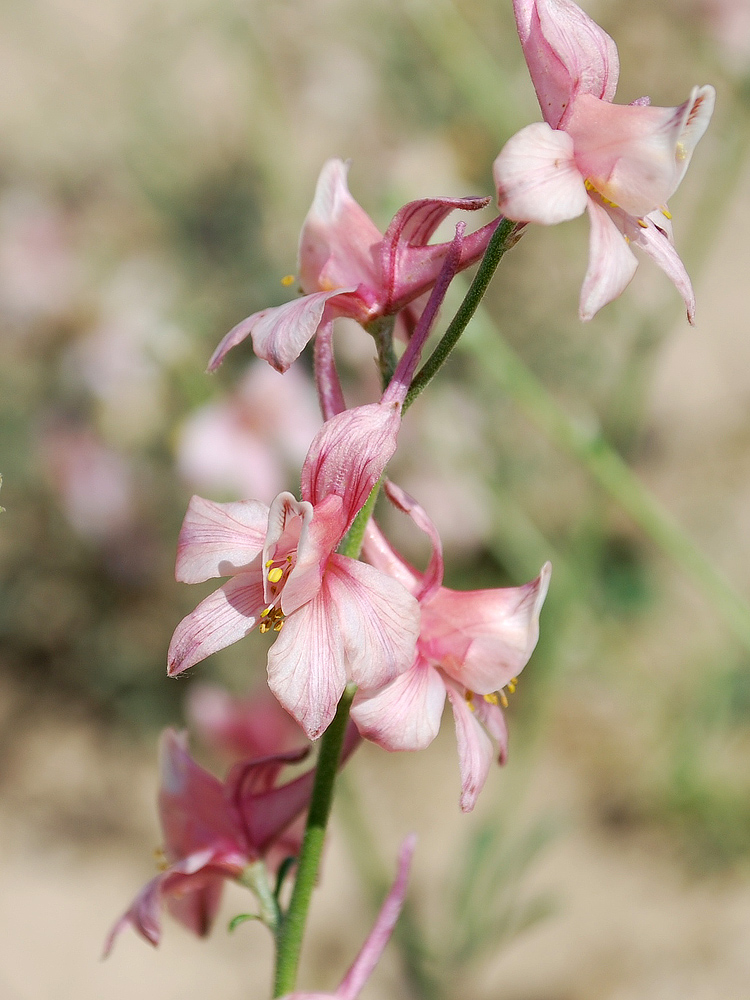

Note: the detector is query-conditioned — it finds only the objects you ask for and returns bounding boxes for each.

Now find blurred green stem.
[459,303,750,654]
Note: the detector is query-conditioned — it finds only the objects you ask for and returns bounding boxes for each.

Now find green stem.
[272,688,355,997]
[237,861,280,933]
[365,315,398,392]
[340,480,382,560]
[404,218,520,412]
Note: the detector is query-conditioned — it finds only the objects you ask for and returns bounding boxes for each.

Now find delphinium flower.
[279,836,416,1000]
[104,728,358,953]
[208,158,498,373]
[492,0,715,321]
[351,482,550,811]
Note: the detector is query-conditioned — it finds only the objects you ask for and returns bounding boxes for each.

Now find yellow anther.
[265,559,274,568]
[637,218,649,229]
[483,693,500,706]
[507,682,516,694]
[154,847,169,872]
[499,691,509,709]
[268,567,284,584]
[281,274,296,287]
[464,690,475,711]
[675,141,687,162]
[661,207,672,220]
[511,677,518,685]
[259,621,271,634]
[273,620,284,632]
[261,607,271,618]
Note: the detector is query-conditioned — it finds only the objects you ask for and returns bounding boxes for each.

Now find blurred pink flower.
[38,423,136,541]
[186,683,307,760]
[280,836,416,1000]
[168,400,420,740]
[105,729,313,953]
[208,158,496,373]
[493,0,715,321]
[177,362,320,504]
[351,483,550,811]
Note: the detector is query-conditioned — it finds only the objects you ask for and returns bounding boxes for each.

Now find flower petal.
[282,494,347,615]
[473,698,509,765]
[208,291,351,374]
[494,122,588,225]
[327,554,421,690]
[361,519,422,597]
[382,480,444,601]
[167,571,265,676]
[298,159,383,294]
[567,88,715,217]
[175,495,269,584]
[514,0,619,128]
[351,657,446,751]
[266,585,348,740]
[632,209,696,323]
[446,685,494,813]
[579,197,638,320]
[301,402,401,526]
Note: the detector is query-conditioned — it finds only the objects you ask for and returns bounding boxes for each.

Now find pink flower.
[208,158,497,373]
[351,483,550,811]
[177,362,320,505]
[280,836,416,1000]
[492,0,715,321]
[104,729,317,953]
[168,398,420,741]
[186,683,307,760]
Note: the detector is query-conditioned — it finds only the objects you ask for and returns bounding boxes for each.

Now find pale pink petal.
[175,495,269,584]
[165,873,225,939]
[579,197,638,321]
[326,554,421,690]
[514,0,619,128]
[361,520,421,596]
[567,89,715,217]
[493,122,588,225]
[336,836,416,1000]
[351,657,446,751]
[266,584,347,740]
[301,402,401,526]
[263,492,316,606]
[630,209,696,323]
[208,291,351,374]
[473,698,509,765]
[446,685,494,813]
[298,159,382,294]
[282,494,346,615]
[167,572,265,676]
[382,480,444,600]
[422,563,551,694]
[313,318,347,421]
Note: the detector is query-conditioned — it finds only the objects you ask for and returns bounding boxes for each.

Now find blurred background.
[1,0,750,996]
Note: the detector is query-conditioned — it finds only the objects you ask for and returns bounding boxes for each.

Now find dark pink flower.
[351,483,550,811]
[279,836,416,1000]
[208,159,496,373]
[493,0,714,320]
[104,729,318,953]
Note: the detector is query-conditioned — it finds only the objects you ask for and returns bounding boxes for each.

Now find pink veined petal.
[421,562,551,694]
[566,90,714,218]
[351,657,446,751]
[167,570,266,676]
[208,290,352,374]
[579,197,638,321]
[175,495,269,584]
[473,698,509,765]
[282,494,346,616]
[493,122,589,225]
[158,729,244,859]
[266,584,348,740]
[326,554,421,690]
[445,685,494,813]
[336,836,416,1000]
[263,492,316,607]
[515,0,619,128]
[382,480,444,601]
[381,195,491,309]
[301,402,402,526]
[298,159,383,294]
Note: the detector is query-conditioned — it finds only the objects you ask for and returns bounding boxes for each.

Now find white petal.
[579,198,638,320]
